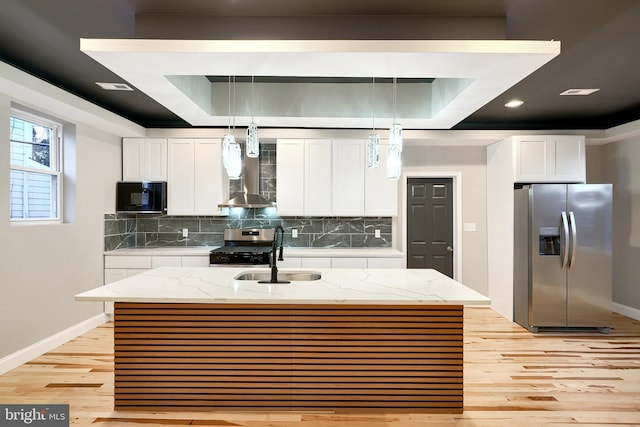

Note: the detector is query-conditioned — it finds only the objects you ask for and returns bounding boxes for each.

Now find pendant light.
[387,77,402,180]
[246,75,259,158]
[367,77,380,168]
[225,76,242,180]
[222,75,235,170]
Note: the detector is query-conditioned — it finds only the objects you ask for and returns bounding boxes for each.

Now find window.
[10,110,63,222]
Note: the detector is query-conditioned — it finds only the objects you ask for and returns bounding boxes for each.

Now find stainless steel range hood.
[218,155,274,208]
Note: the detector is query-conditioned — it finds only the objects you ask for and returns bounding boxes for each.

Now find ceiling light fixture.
[246,75,259,158]
[95,82,133,91]
[368,77,380,169]
[505,99,524,108]
[559,88,600,96]
[387,77,402,180]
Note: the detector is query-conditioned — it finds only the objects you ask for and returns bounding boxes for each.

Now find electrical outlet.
[292,229,298,238]
[182,228,188,238]
[375,229,381,238]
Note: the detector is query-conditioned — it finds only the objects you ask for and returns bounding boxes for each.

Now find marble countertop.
[104,247,403,258]
[76,266,490,305]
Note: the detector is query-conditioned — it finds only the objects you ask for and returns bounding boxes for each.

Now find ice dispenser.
[538,226,560,256]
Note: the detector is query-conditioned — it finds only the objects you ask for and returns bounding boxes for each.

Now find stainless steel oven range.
[209,228,275,266]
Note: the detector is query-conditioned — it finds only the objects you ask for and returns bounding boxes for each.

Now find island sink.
[234,270,321,282]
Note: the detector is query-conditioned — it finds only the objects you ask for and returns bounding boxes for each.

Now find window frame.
[9,108,63,224]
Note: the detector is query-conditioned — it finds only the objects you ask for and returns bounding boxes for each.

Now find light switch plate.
[182,228,188,237]
[375,229,381,238]
[292,229,298,238]
[463,223,477,232]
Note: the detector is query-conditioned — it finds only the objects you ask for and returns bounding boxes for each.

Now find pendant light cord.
[251,75,255,122]
[227,75,232,132]
[372,77,376,132]
[392,77,397,125]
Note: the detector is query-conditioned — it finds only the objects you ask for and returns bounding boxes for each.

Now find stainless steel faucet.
[259,225,290,284]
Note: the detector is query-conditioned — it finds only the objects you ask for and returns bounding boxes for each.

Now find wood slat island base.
[114,302,464,413]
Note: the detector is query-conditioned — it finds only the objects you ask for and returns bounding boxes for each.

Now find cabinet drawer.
[181,256,210,267]
[331,257,368,268]
[367,258,403,269]
[151,256,182,268]
[104,256,152,269]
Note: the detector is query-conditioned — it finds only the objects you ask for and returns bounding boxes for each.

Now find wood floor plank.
[1,308,639,426]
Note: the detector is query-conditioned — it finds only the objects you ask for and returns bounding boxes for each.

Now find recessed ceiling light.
[95,82,133,91]
[505,99,524,108]
[559,88,600,96]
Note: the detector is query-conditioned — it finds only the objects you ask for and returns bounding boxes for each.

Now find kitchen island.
[76,267,490,413]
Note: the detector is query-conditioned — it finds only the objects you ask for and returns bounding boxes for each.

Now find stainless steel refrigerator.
[514,184,612,332]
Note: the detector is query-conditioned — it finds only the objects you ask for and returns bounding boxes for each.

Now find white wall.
[399,145,488,296]
[0,66,128,359]
[593,139,640,315]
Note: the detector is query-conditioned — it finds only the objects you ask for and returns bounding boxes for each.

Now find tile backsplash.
[105,143,392,251]
[104,211,392,251]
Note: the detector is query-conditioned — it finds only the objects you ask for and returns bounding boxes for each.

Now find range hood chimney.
[218,155,274,208]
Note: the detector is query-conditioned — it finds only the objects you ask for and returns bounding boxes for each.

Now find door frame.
[401,171,463,281]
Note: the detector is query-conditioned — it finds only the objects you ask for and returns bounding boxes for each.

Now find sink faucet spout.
[259,225,290,284]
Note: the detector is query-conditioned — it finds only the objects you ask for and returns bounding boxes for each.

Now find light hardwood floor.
[1,307,639,426]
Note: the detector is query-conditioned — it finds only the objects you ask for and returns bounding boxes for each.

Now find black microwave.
[116,181,167,213]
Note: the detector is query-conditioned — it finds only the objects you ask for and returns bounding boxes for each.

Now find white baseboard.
[0,314,108,375]
[612,302,640,321]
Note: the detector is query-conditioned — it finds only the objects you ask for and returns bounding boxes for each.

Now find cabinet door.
[365,143,399,216]
[122,138,145,181]
[167,139,195,215]
[332,139,365,216]
[551,135,585,182]
[194,139,227,215]
[144,138,168,181]
[276,139,305,216]
[304,140,332,216]
[513,136,549,182]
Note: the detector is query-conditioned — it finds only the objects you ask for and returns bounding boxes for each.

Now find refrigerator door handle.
[561,211,570,271]
[568,211,577,270]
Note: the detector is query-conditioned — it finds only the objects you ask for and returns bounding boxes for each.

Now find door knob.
[446,246,454,252]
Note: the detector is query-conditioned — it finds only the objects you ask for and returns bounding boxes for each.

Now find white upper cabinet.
[276,139,305,216]
[276,138,398,217]
[122,138,167,181]
[513,135,585,183]
[304,140,333,216]
[167,138,228,216]
[365,143,399,216]
[332,139,365,216]
[194,139,228,215]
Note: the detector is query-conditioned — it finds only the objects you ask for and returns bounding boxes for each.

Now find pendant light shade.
[387,145,402,180]
[389,122,403,150]
[246,122,259,158]
[367,77,380,168]
[222,133,235,169]
[368,133,380,168]
[246,76,259,158]
[223,76,242,180]
[387,77,402,179]
[226,141,242,179]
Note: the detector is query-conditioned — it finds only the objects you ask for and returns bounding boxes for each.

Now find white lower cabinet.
[300,257,332,268]
[367,257,404,269]
[181,256,210,267]
[331,257,368,269]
